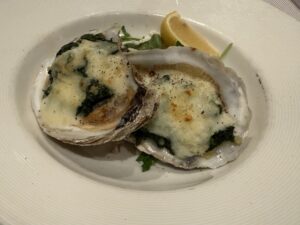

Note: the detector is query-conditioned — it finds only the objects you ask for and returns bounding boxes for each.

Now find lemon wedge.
[160,11,219,57]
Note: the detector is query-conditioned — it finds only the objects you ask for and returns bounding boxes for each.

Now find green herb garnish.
[76,79,114,116]
[219,43,233,60]
[138,34,164,49]
[124,34,164,50]
[136,152,157,172]
[119,26,140,41]
[208,126,234,150]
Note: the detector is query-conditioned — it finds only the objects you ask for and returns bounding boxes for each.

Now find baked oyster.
[32,29,157,145]
[127,47,251,169]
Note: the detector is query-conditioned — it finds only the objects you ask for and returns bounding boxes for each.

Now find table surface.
[263,0,300,20]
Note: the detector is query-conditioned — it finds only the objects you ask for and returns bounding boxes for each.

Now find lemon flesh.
[160,11,219,57]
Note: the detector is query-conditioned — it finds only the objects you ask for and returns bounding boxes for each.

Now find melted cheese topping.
[40,40,137,130]
[140,64,235,158]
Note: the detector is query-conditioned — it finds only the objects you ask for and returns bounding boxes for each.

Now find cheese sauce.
[40,40,137,130]
[140,64,235,158]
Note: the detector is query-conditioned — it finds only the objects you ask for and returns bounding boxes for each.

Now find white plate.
[1,0,300,225]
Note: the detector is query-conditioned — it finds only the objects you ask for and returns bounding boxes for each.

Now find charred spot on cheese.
[39,34,138,131]
[135,64,237,159]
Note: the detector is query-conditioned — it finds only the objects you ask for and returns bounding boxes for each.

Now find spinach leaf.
[74,57,88,77]
[75,66,88,77]
[57,32,117,58]
[208,126,234,150]
[136,152,156,172]
[216,104,223,114]
[42,86,52,98]
[160,74,170,81]
[133,128,173,154]
[56,42,79,56]
[76,79,114,117]
[80,33,119,54]
[43,69,57,98]
[80,33,106,42]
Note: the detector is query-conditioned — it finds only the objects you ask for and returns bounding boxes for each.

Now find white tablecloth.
[263,0,300,20]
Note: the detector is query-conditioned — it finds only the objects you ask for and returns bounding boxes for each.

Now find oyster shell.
[32,28,157,145]
[127,47,251,169]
